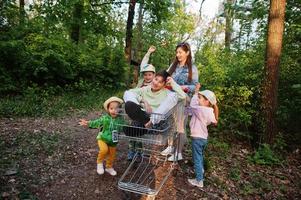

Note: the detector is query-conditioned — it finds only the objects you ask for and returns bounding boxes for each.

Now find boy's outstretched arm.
[140,46,156,69]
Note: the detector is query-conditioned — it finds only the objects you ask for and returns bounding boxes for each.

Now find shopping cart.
[115,101,184,198]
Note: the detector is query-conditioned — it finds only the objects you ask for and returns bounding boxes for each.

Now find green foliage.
[132,0,195,69]
[208,137,230,158]
[229,168,241,181]
[272,133,287,152]
[0,86,120,117]
[240,172,273,196]
[248,144,281,165]
[0,33,127,94]
[196,44,265,140]
[0,40,27,93]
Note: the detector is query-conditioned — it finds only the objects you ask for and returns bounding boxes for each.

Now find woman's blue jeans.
[191,138,208,181]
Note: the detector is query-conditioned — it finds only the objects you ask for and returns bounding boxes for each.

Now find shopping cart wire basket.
[115,101,184,196]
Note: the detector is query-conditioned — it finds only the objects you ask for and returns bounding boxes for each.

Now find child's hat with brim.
[199,90,217,105]
[103,97,123,111]
[140,64,156,73]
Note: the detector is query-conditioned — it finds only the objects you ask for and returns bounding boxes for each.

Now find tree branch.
[90,1,129,7]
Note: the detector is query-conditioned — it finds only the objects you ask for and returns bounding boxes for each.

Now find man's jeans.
[192,138,208,181]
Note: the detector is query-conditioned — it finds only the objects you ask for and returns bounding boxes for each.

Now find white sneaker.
[167,152,183,161]
[188,178,204,188]
[97,163,104,175]
[105,168,117,176]
[161,146,174,156]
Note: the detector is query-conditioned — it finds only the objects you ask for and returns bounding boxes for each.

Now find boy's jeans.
[192,138,208,181]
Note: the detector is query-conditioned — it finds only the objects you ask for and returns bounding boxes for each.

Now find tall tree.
[19,0,25,25]
[133,0,144,84]
[262,0,286,143]
[70,0,84,43]
[125,0,136,63]
[224,0,234,50]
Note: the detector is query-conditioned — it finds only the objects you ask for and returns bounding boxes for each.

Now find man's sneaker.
[97,163,104,175]
[160,146,174,156]
[152,120,168,131]
[105,168,117,176]
[188,178,204,188]
[167,152,183,161]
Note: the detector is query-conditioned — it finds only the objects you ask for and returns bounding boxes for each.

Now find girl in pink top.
[188,83,219,188]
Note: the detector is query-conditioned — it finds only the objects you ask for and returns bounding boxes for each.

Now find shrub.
[248,144,281,165]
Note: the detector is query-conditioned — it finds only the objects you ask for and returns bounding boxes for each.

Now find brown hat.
[103,97,123,112]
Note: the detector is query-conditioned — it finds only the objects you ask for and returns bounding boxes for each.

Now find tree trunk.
[262,0,286,144]
[224,0,233,50]
[19,0,25,25]
[70,0,84,44]
[125,0,136,63]
[133,0,144,84]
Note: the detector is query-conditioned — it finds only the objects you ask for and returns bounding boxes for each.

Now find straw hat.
[103,97,123,111]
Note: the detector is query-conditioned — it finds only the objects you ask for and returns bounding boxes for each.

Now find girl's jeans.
[192,138,208,181]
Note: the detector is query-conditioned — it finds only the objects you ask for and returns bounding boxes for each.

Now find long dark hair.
[167,42,192,82]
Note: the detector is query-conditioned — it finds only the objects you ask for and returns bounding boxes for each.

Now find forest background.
[0,0,300,199]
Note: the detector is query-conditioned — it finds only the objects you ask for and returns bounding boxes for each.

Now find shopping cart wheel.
[121,191,141,200]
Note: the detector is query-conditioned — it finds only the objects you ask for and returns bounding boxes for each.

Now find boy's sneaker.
[188,178,204,188]
[97,163,104,175]
[105,168,117,176]
[167,152,183,161]
[127,151,135,161]
[161,146,174,156]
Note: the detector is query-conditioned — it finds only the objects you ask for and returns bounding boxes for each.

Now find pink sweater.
[189,94,217,139]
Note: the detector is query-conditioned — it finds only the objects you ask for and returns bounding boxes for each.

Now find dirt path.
[1,113,300,199]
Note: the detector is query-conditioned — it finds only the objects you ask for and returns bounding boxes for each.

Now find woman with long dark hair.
[162,42,199,161]
[167,42,199,94]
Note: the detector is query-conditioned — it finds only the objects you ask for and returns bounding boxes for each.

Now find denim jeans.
[191,138,208,181]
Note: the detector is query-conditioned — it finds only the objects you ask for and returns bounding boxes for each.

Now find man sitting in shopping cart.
[123,70,186,129]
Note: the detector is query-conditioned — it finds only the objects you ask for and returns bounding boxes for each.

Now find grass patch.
[248,144,281,166]
[0,87,124,117]
[229,167,241,181]
[241,183,256,196]
[208,137,230,157]
[250,172,273,193]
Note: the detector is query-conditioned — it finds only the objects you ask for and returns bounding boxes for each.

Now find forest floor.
[1,111,300,200]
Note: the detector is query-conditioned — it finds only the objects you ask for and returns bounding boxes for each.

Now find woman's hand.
[79,119,88,126]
